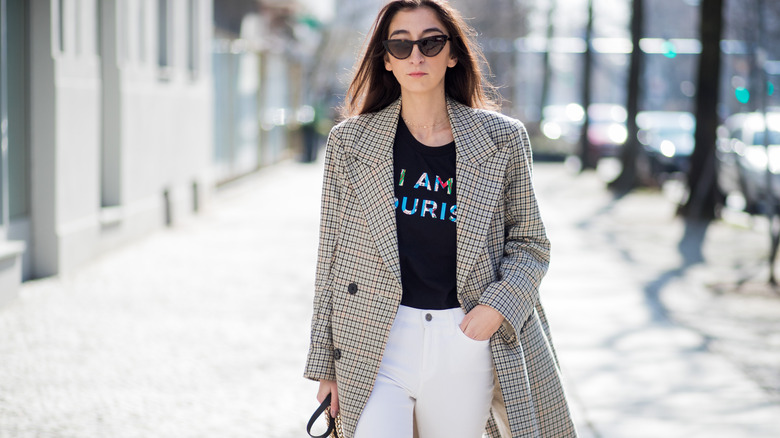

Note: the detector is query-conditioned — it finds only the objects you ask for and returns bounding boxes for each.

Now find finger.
[466,326,482,340]
[459,313,472,331]
[462,323,481,339]
[331,388,340,417]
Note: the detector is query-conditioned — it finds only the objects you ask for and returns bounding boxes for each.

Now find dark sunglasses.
[382,35,451,59]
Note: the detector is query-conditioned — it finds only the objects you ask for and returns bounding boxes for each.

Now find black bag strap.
[306,393,335,438]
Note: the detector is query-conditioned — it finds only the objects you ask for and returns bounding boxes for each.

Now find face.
[384,7,458,97]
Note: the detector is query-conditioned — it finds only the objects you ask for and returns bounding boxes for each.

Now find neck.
[400,91,449,131]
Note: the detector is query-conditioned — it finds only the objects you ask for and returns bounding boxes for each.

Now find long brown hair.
[343,0,498,117]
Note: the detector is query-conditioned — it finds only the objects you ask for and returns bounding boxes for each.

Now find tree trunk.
[679,0,724,220]
[579,0,594,169]
[539,0,555,121]
[608,0,643,193]
[754,0,779,285]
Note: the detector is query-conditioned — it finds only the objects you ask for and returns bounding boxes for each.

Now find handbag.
[306,393,343,438]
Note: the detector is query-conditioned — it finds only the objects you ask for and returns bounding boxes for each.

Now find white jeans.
[354,305,495,438]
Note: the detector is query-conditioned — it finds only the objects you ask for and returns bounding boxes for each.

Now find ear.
[385,54,393,71]
[447,55,458,68]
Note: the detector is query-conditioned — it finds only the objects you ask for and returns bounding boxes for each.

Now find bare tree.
[450,0,529,107]
[579,0,594,169]
[679,0,725,220]
[539,0,556,123]
[609,0,643,193]
[754,0,780,285]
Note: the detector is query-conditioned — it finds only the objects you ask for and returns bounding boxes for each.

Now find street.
[1,159,779,437]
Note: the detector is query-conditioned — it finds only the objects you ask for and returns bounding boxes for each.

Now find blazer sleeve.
[478,121,551,343]
[303,126,344,382]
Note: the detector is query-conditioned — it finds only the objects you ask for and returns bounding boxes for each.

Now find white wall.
[25,0,213,279]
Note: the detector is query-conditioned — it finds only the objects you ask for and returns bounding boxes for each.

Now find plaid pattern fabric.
[305,98,577,438]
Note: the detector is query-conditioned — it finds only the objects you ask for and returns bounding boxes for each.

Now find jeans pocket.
[455,324,491,344]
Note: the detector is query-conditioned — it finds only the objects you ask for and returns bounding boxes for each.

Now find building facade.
[0,0,214,305]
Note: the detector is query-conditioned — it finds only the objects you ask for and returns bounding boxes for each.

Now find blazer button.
[333,348,342,360]
[347,283,358,295]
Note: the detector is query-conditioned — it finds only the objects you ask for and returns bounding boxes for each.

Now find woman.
[304,1,577,437]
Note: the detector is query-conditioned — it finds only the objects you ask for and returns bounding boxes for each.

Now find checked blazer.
[304,97,577,438]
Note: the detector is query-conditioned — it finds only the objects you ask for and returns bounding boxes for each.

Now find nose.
[409,44,425,63]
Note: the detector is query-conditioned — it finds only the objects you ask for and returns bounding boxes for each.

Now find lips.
[409,72,427,78]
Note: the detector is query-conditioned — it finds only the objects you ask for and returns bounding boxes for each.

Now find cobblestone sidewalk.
[1,160,778,437]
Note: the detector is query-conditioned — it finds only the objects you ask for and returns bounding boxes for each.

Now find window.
[117,0,127,62]
[139,0,146,63]
[157,0,171,78]
[0,68,4,228]
[58,0,65,53]
[7,0,29,220]
[186,0,199,79]
[74,0,81,56]
[96,0,102,58]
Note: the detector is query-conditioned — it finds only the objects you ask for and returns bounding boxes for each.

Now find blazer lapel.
[343,100,403,289]
[340,98,505,297]
[448,98,506,295]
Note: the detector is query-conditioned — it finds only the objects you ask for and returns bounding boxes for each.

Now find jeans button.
[425,313,432,322]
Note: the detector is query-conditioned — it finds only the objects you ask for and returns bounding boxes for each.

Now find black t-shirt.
[393,118,459,310]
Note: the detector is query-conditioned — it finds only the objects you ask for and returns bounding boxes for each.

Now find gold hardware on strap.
[331,412,344,438]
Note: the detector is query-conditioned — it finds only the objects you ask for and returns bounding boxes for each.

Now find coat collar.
[346,97,499,167]
[344,99,401,167]
[447,97,500,167]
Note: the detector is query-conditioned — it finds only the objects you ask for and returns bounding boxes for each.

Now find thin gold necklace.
[401,113,449,130]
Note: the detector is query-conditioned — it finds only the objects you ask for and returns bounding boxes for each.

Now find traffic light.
[662,40,677,59]
[735,87,750,104]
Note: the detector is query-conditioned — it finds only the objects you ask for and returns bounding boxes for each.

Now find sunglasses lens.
[420,37,446,56]
[387,41,413,59]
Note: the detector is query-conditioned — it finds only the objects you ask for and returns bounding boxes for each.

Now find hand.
[317,379,339,417]
[460,305,504,341]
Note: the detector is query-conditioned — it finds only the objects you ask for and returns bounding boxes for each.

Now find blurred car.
[586,103,628,161]
[717,111,780,214]
[635,111,695,185]
[541,103,585,145]
[541,103,627,166]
